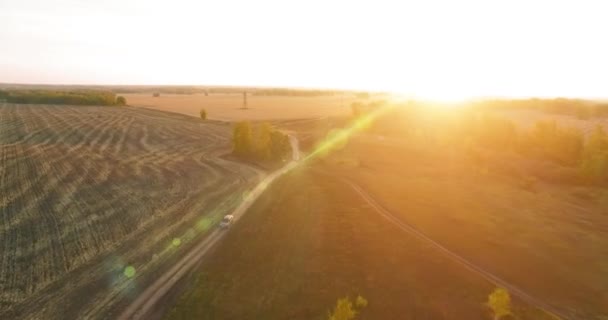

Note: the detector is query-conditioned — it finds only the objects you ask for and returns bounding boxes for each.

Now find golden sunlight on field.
[124,93,360,121]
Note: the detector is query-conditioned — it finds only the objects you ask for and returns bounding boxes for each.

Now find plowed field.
[0,103,258,319]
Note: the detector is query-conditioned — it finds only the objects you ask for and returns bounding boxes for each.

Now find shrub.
[354,295,368,308]
[200,109,207,120]
[328,298,356,320]
[328,296,367,320]
[487,288,511,320]
[116,96,127,105]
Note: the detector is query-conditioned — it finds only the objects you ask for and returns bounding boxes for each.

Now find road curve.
[341,178,572,320]
[118,135,300,320]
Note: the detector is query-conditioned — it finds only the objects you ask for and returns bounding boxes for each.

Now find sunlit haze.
[1,0,607,100]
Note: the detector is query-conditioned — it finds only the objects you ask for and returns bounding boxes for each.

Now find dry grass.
[165,109,608,319]
[165,166,560,320]
[0,103,259,319]
[496,109,608,136]
[123,93,358,121]
[322,135,608,319]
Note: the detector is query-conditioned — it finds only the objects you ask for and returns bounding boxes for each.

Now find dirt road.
[118,136,301,320]
[342,178,572,320]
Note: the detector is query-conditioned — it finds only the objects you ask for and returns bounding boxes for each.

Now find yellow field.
[123,93,358,121]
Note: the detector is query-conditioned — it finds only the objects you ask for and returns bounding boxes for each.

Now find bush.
[116,96,127,105]
[200,109,207,120]
[328,296,367,320]
[232,121,291,162]
[487,288,511,320]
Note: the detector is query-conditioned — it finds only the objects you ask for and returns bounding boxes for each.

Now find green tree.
[487,288,511,320]
[270,130,291,161]
[233,121,253,157]
[200,109,207,120]
[116,96,127,105]
[328,296,367,320]
[254,122,273,160]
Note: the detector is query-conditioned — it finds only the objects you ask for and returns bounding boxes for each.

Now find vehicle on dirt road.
[219,215,234,229]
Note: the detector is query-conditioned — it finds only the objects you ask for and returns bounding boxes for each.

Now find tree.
[116,96,127,106]
[254,122,273,160]
[233,122,253,157]
[270,130,291,161]
[487,288,511,320]
[200,109,207,120]
[527,120,583,166]
[232,122,291,162]
[580,125,608,183]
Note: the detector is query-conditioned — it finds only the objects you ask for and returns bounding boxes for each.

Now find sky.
[0,0,607,100]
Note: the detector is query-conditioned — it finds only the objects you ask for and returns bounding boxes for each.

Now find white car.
[219,215,234,229]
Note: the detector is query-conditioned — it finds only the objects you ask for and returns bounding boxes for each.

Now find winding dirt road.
[342,178,571,320]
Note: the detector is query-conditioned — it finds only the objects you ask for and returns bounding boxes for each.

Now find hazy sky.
[1,0,606,99]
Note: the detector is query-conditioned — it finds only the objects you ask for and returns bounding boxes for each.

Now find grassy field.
[322,135,608,319]
[165,166,561,320]
[123,93,358,121]
[497,109,608,135]
[165,107,608,320]
[0,103,259,319]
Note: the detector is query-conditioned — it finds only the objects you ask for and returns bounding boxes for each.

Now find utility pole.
[243,91,248,109]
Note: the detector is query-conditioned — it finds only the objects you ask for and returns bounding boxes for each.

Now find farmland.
[123,93,359,121]
[165,105,608,320]
[0,103,259,319]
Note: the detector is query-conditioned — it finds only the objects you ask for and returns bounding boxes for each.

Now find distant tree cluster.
[355,92,370,99]
[472,98,608,118]
[0,89,123,106]
[580,125,608,183]
[363,100,608,185]
[232,121,291,162]
[350,100,388,119]
[457,114,590,169]
[252,88,342,97]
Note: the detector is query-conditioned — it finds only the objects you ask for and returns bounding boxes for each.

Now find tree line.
[252,88,344,97]
[472,98,608,118]
[232,122,292,163]
[0,90,126,106]
[457,113,608,183]
[351,101,608,185]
